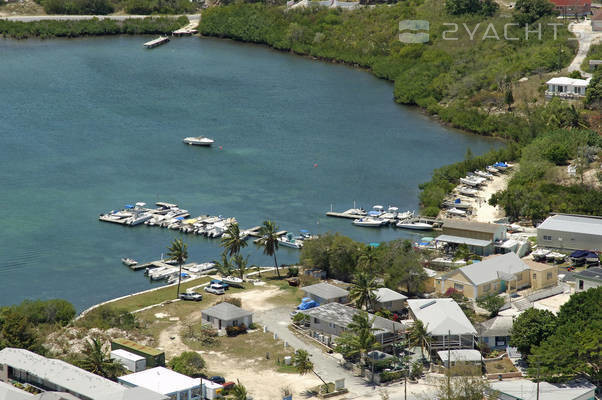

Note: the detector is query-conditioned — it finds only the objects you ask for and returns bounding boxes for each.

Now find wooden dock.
[144,36,170,49]
[252,230,288,244]
[325,211,364,220]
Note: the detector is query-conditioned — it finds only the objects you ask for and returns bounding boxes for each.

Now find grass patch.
[485,357,518,374]
[108,276,212,312]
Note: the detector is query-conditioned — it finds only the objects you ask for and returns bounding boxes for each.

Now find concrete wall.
[0,363,8,382]
[576,278,601,292]
[537,228,602,251]
[530,267,558,290]
[203,314,253,330]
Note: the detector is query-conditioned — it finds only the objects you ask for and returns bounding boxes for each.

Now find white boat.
[474,170,493,180]
[531,248,550,262]
[126,213,153,226]
[183,136,215,146]
[222,276,244,287]
[353,217,386,227]
[460,177,485,187]
[396,221,433,230]
[342,208,367,216]
[459,187,478,196]
[379,206,399,220]
[278,235,304,249]
[396,210,414,220]
[149,266,179,281]
[447,208,467,217]
[121,258,138,266]
[546,252,565,263]
[486,166,499,174]
[186,262,216,274]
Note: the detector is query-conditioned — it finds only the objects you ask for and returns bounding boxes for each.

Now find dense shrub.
[13,299,75,327]
[42,0,114,15]
[76,306,137,330]
[168,352,206,377]
[225,324,247,337]
[380,370,404,382]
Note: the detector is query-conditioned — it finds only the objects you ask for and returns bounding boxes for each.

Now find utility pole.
[536,359,541,400]
[447,330,451,400]
[405,330,409,400]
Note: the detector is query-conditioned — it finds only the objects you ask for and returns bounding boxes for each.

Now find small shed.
[302,282,349,304]
[574,267,602,292]
[201,302,253,330]
[479,315,514,349]
[110,338,165,368]
[110,349,146,372]
[372,288,407,312]
[437,349,482,368]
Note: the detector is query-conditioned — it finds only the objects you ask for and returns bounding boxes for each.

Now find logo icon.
[399,20,429,43]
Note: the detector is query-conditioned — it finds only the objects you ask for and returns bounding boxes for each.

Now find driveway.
[255,307,431,399]
[568,20,602,77]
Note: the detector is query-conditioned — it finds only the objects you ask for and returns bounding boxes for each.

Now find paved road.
[0,14,200,22]
[255,307,430,399]
[568,20,602,78]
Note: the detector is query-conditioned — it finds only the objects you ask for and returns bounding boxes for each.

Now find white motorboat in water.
[278,234,304,249]
[447,208,467,217]
[126,212,153,226]
[121,258,138,266]
[353,217,386,227]
[396,221,433,230]
[396,210,414,220]
[183,136,215,146]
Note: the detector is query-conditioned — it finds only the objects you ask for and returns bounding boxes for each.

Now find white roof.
[118,367,200,395]
[538,214,602,236]
[546,77,591,86]
[373,287,407,302]
[479,315,514,337]
[424,267,438,278]
[407,298,477,336]
[0,348,127,400]
[456,253,529,286]
[0,381,33,400]
[111,349,145,362]
[437,349,482,363]
[490,379,595,400]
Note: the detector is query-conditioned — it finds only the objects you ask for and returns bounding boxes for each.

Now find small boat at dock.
[121,258,138,267]
[353,217,386,227]
[474,170,493,180]
[183,136,215,146]
[396,220,433,230]
[144,36,169,49]
[278,234,304,249]
[460,176,485,187]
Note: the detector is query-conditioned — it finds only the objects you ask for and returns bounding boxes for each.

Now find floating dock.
[325,211,365,220]
[144,36,170,49]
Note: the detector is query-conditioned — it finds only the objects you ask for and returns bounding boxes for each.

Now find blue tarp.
[455,198,461,204]
[368,211,381,216]
[301,297,312,303]
[570,250,598,259]
[175,216,185,220]
[297,300,319,310]
[125,204,134,209]
[300,229,310,234]
[493,162,508,168]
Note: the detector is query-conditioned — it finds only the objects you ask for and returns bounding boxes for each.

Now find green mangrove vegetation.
[35,0,197,15]
[0,16,189,39]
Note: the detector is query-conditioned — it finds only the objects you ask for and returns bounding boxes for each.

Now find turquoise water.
[0,36,501,310]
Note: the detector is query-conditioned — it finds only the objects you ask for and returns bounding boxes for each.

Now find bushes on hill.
[513,0,555,26]
[445,0,498,16]
[169,351,207,377]
[76,305,137,330]
[226,324,247,336]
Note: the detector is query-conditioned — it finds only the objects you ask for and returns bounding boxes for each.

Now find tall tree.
[293,349,328,388]
[77,338,125,379]
[214,253,233,277]
[409,319,430,359]
[232,254,249,280]
[335,312,380,369]
[167,238,188,296]
[358,245,378,272]
[476,295,505,318]
[509,308,557,356]
[349,270,380,311]
[257,220,281,278]
[220,223,247,257]
[0,309,40,353]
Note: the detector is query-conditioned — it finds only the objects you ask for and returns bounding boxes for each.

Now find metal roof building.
[301,282,349,304]
[0,348,167,400]
[457,253,529,286]
[489,379,595,400]
[537,214,602,251]
[407,298,477,336]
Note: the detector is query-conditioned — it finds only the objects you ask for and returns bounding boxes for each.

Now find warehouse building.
[437,220,507,256]
[537,214,602,251]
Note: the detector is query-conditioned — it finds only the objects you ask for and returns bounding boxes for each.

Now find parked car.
[209,376,226,384]
[210,279,229,290]
[178,292,203,301]
[204,284,226,295]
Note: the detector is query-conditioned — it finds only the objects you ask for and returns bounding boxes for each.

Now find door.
[500,280,506,292]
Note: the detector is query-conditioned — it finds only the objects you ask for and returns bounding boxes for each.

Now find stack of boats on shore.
[442,161,513,218]
[145,261,217,284]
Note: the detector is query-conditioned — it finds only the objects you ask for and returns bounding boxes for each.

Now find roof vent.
[419,300,436,309]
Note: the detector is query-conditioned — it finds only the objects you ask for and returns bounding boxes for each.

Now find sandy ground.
[227,287,283,312]
[533,292,572,314]
[449,172,511,223]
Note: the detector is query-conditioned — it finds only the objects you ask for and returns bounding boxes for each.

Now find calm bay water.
[0,36,501,310]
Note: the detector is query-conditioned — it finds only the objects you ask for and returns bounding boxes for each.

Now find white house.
[574,267,602,292]
[545,77,591,99]
[201,302,253,331]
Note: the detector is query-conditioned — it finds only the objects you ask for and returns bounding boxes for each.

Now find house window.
[495,336,507,346]
[483,283,491,292]
[579,280,584,290]
[454,283,464,291]
[543,235,552,241]
[533,273,537,279]
[546,272,553,280]
[233,320,238,326]
[314,318,320,324]
[328,322,335,329]
[482,337,489,343]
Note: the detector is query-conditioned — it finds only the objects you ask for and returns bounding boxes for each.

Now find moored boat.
[353,217,386,227]
[396,220,433,230]
[183,136,215,146]
[121,258,138,266]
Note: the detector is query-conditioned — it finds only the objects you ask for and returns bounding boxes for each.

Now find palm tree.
[77,338,125,379]
[257,220,281,278]
[336,312,380,369]
[220,223,247,257]
[213,253,233,277]
[167,238,188,296]
[358,245,377,271]
[409,319,430,359]
[231,380,248,400]
[232,254,249,280]
[293,349,328,389]
[349,270,380,311]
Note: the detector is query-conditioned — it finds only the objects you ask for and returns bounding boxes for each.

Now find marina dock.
[144,36,169,49]
[325,211,365,219]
